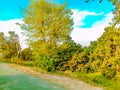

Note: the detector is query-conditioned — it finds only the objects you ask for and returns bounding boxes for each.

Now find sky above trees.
[0,0,114,46]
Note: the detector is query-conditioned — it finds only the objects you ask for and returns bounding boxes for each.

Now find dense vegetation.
[0,31,21,60]
[0,0,120,90]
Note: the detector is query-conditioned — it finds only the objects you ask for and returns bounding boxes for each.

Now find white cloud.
[0,19,22,35]
[0,10,113,47]
[71,11,114,46]
[72,9,104,27]
[0,19,27,49]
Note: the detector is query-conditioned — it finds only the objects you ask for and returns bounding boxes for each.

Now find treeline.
[0,0,120,82]
[0,31,32,63]
[1,27,120,80]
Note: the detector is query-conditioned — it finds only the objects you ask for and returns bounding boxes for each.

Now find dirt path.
[0,63,65,90]
[6,63,103,90]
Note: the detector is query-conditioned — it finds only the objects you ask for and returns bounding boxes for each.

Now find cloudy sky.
[0,0,114,47]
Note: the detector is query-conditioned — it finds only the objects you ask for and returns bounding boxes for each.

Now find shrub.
[20,48,33,61]
[101,67,116,79]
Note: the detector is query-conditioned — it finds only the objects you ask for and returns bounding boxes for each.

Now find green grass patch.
[0,58,34,66]
[76,72,120,90]
[55,70,120,90]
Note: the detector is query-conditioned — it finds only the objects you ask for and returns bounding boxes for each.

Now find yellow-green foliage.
[0,31,21,59]
[20,48,33,61]
[22,0,73,46]
[20,0,74,71]
[89,26,120,79]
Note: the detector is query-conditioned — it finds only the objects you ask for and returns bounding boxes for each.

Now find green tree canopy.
[21,0,73,47]
[20,0,74,70]
[20,48,33,61]
[0,31,21,59]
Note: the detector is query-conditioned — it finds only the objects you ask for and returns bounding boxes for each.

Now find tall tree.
[85,0,117,3]
[111,0,120,26]
[21,0,73,47]
[20,0,73,69]
[8,31,21,59]
[85,0,120,79]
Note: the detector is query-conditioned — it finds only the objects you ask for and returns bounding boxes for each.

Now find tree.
[84,0,120,78]
[21,0,73,70]
[21,0,73,46]
[84,0,120,24]
[111,0,120,26]
[85,0,102,3]
[85,0,117,3]
[88,26,120,79]
[0,31,21,59]
[0,32,5,57]
[20,48,33,61]
[54,36,83,71]
[8,31,21,59]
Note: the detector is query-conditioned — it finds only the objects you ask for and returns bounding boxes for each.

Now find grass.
[53,70,120,90]
[70,72,120,90]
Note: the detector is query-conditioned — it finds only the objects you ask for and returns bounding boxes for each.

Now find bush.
[101,67,116,79]
[20,48,33,61]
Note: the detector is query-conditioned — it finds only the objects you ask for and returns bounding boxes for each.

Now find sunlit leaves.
[0,31,21,59]
[22,0,73,46]
[21,0,74,70]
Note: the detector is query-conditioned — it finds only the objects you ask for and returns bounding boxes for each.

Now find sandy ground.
[7,63,103,90]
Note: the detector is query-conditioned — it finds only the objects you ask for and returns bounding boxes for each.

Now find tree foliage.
[22,0,73,46]
[20,48,33,61]
[82,0,120,79]
[19,0,120,79]
[20,0,74,71]
[0,31,21,59]
[54,37,83,71]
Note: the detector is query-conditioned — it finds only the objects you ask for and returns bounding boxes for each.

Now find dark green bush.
[20,48,33,61]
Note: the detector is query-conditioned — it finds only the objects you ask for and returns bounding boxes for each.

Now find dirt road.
[0,62,65,90]
[0,62,103,90]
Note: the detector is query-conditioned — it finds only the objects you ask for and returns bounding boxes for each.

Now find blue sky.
[0,0,113,26]
[0,0,29,20]
[0,0,114,47]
